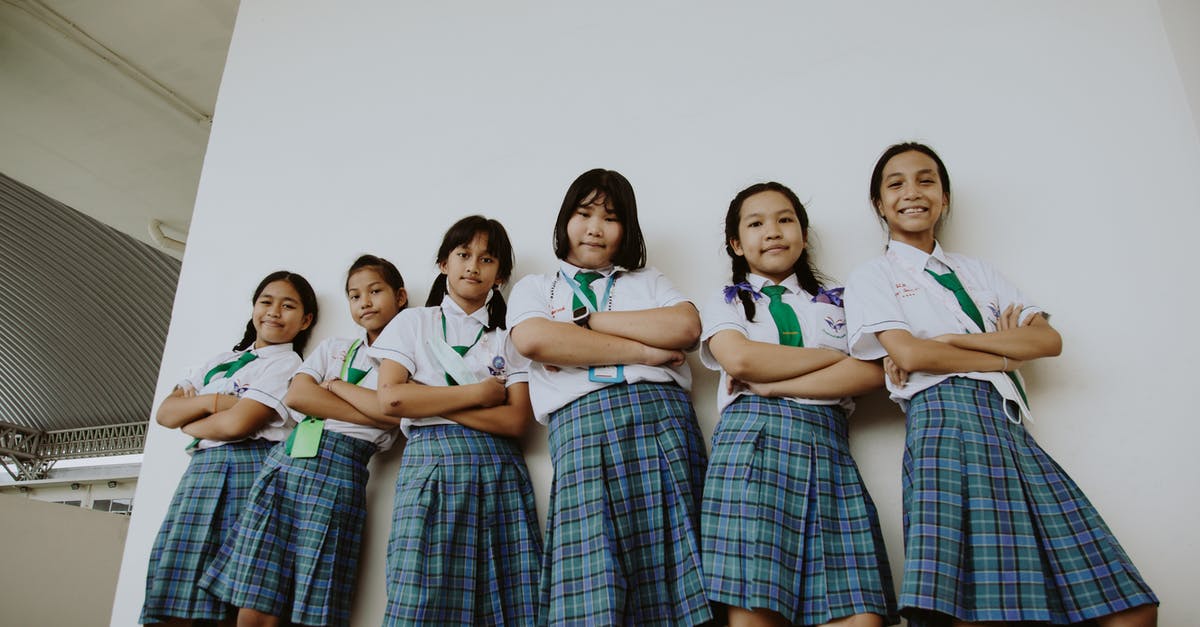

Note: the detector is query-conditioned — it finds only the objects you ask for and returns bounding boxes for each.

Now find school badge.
[489,355,506,376]
[824,315,847,338]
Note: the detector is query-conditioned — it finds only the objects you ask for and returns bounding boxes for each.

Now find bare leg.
[1095,604,1158,627]
[728,606,792,627]
[236,607,281,627]
[820,613,884,627]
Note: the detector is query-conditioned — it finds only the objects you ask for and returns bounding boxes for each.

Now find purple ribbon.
[723,281,762,304]
[811,286,844,307]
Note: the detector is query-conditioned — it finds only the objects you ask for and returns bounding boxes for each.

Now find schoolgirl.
[843,142,1158,627]
[507,168,713,626]
[371,216,541,626]
[200,255,407,627]
[699,182,897,627]
[141,270,317,625]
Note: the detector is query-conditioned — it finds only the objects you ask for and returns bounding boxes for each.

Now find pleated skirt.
[200,430,376,627]
[540,382,714,627]
[702,396,898,625]
[383,423,542,626]
[140,439,272,624]
[901,377,1157,625]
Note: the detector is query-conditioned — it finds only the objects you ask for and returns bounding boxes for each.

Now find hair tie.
[811,286,845,307]
[723,281,762,304]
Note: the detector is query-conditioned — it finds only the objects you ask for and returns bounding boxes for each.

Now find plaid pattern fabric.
[200,431,377,627]
[540,382,713,627]
[902,377,1158,626]
[383,424,542,626]
[702,396,898,625]
[141,439,272,624]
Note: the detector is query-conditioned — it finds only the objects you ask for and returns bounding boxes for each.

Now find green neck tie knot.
[573,271,603,311]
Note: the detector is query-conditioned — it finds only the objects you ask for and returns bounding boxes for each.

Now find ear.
[494,278,504,289]
[873,199,883,219]
[299,313,314,332]
[437,260,448,275]
[395,287,408,309]
[729,237,744,256]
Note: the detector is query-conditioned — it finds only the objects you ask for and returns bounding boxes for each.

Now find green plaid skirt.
[383,424,542,626]
[902,377,1157,625]
[200,431,377,627]
[140,439,272,624]
[540,382,714,627]
[702,396,898,625]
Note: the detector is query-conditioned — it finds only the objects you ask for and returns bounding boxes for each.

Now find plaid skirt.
[702,396,898,625]
[383,423,542,626]
[540,382,713,627]
[200,430,377,627]
[140,439,272,624]
[902,377,1158,625]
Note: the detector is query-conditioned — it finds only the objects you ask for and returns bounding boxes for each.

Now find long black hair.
[552,168,647,270]
[724,182,826,322]
[425,215,514,330]
[868,141,952,232]
[232,270,319,356]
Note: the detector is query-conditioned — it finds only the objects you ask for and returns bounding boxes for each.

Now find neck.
[253,338,270,350]
[448,290,486,315]
[365,329,380,345]
[755,269,793,286]
[891,231,936,254]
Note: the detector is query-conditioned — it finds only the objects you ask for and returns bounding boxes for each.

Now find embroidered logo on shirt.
[894,282,919,299]
[489,355,506,376]
[824,315,847,338]
[232,381,249,397]
[988,302,1001,324]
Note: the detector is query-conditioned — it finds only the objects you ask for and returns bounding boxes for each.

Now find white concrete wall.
[112,2,1200,625]
[1,494,130,627]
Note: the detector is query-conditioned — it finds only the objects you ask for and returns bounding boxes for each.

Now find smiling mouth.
[899,207,928,215]
[762,245,789,253]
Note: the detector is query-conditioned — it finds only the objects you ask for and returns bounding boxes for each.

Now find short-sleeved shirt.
[700,272,852,413]
[295,333,399,450]
[507,262,695,423]
[844,240,1043,410]
[367,295,530,437]
[181,342,301,449]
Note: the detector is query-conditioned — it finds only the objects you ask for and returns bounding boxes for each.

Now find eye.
[457,251,469,259]
[747,220,762,228]
[604,215,620,223]
[480,256,495,264]
[283,303,296,310]
[887,181,902,189]
[371,288,383,295]
[780,215,795,223]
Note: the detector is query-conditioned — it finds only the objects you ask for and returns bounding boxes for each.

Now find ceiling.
[0,0,239,255]
[0,0,236,438]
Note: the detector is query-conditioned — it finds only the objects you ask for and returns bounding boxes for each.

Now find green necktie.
[926,268,1028,404]
[203,351,258,385]
[761,285,803,347]
[573,271,603,313]
[441,315,485,386]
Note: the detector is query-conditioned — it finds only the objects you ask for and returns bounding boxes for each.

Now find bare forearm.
[378,381,489,419]
[327,381,393,425]
[944,322,1062,361]
[442,385,534,438]
[588,303,701,350]
[286,378,382,428]
[180,400,274,441]
[880,330,1011,374]
[708,331,844,383]
[510,318,657,367]
[755,358,884,399]
[156,394,235,428]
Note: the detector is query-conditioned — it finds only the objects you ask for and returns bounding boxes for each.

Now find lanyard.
[559,269,616,313]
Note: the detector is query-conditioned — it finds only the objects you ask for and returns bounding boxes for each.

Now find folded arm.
[707,330,845,383]
[180,397,277,441]
[284,373,389,428]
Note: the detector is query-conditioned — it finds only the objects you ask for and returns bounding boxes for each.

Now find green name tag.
[285,417,325,458]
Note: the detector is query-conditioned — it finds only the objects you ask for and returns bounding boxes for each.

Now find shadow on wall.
[0,493,130,626]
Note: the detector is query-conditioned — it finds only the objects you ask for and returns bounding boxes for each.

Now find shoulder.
[846,256,892,287]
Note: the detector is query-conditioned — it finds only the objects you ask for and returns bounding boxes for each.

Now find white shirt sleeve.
[501,331,532,386]
[367,309,420,373]
[978,257,1045,323]
[296,337,335,382]
[647,267,691,308]
[699,290,748,371]
[845,260,911,360]
[506,274,550,328]
[241,352,302,425]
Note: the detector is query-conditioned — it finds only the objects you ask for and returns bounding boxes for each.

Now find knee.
[236,607,281,627]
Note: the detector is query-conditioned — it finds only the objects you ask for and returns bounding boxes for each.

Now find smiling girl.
[508,168,713,626]
[141,271,317,626]
[371,216,541,626]
[700,182,897,627]
[200,255,407,627]
[844,142,1158,627]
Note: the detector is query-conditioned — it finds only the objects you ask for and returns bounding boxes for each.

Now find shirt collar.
[747,272,804,296]
[440,293,490,327]
[249,343,293,358]
[887,239,951,272]
[559,260,622,279]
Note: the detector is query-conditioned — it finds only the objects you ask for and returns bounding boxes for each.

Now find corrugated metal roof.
[0,172,180,432]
